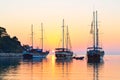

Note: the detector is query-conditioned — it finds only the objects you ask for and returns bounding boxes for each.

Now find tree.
[0,27,23,53]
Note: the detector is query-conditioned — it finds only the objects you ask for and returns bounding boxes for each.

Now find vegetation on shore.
[0,27,23,53]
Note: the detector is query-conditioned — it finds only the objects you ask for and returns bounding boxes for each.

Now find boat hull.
[33,51,49,58]
[23,51,49,59]
[23,54,33,59]
[87,50,104,62]
[55,51,73,59]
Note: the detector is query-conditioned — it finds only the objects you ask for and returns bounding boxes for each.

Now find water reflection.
[2,55,119,80]
[0,57,21,80]
[87,60,104,80]
[22,57,43,63]
[55,58,73,80]
[55,58,72,63]
[21,57,45,80]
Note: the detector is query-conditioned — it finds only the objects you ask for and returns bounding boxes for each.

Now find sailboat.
[23,24,49,59]
[55,19,73,59]
[87,11,105,62]
[33,23,49,58]
[23,24,34,59]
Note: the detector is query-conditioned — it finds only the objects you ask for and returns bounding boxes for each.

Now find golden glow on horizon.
[0,0,120,53]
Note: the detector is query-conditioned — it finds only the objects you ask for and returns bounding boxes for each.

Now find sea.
[0,54,120,80]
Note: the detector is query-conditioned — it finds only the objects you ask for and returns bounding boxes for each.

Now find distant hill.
[0,27,23,53]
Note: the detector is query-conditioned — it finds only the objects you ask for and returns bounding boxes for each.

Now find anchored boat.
[32,23,49,58]
[87,11,105,62]
[23,23,49,59]
[55,19,73,59]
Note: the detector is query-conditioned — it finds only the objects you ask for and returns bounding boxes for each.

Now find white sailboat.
[55,19,73,59]
[87,11,105,62]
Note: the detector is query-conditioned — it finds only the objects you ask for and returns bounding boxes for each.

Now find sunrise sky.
[0,0,120,54]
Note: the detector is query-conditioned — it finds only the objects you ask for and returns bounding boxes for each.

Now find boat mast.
[66,25,68,49]
[41,23,43,50]
[31,24,33,49]
[93,11,96,50]
[62,19,65,50]
[96,11,99,48]
[66,25,72,50]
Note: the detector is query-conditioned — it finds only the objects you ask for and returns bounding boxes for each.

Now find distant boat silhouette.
[23,23,49,59]
[55,19,73,59]
[73,56,84,60]
[87,11,105,62]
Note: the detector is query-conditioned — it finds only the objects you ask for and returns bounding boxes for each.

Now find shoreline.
[0,53,22,57]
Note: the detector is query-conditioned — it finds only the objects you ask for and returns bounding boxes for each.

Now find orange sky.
[0,0,120,54]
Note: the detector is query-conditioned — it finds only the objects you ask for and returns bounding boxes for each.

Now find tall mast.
[93,11,96,49]
[62,19,65,49]
[66,25,68,49]
[96,11,99,48]
[31,24,33,49]
[41,23,43,50]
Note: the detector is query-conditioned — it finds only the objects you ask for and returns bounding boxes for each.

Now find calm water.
[0,54,120,80]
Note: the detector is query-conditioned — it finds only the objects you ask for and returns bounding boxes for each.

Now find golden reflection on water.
[0,55,120,80]
[87,60,104,80]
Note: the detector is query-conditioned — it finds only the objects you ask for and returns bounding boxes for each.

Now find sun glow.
[0,0,120,54]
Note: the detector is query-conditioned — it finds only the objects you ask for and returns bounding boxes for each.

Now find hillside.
[0,27,23,53]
